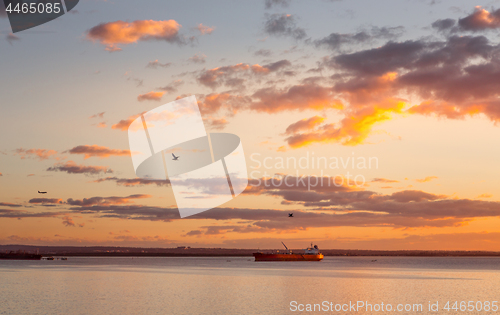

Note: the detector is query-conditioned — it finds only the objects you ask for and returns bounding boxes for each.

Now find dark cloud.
[0,209,65,219]
[251,83,342,113]
[47,161,113,175]
[431,18,456,31]
[29,198,63,204]
[94,177,170,187]
[66,194,151,206]
[284,116,325,134]
[254,49,272,57]
[264,0,290,9]
[314,26,404,51]
[0,202,22,208]
[158,80,183,94]
[458,7,500,31]
[263,14,306,40]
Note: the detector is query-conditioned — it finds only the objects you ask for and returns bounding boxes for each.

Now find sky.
[2,0,500,250]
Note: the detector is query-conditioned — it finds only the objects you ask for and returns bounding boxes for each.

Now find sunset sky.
[2,0,500,250]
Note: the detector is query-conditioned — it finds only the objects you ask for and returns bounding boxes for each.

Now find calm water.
[1,256,500,314]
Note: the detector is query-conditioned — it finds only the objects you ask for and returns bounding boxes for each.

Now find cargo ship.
[0,251,42,260]
[253,242,324,261]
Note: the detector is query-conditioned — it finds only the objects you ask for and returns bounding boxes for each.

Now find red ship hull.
[253,253,324,261]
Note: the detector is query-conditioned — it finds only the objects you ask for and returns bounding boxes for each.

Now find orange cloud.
[86,20,182,51]
[67,145,130,159]
[195,23,215,35]
[204,117,228,130]
[251,84,344,113]
[112,113,144,131]
[285,99,405,147]
[67,194,151,206]
[62,216,75,227]
[459,6,500,31]
[14,148,59,161]
[407,101,485,120]
[477,193,493,199]
[415,176,438,183]
[137,91,165,102]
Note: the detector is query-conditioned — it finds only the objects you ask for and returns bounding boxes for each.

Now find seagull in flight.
[288,213,294,217]
[172,153,180,161]
[38,191,47,194]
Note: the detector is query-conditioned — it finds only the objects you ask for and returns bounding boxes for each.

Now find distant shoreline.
[1,245,500,257]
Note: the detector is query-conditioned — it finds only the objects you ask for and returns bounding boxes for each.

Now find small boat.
[61,257,68,260]
[253,242,324,262]
[43,256,55,260]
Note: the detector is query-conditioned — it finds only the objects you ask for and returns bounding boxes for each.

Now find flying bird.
[288,213,293,217]
[172,153,180,161]
[38,191,47,194]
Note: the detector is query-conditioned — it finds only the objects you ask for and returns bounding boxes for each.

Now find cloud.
[47,161,113,175]
[251,83,344,113]
[14,148,59,161]
[67,194,151,206]
[251,59,291,74]
[264,0,291,9]
[284,99,405,147]
[66,145,130,159]
[146,60,172,69]
[93,177,170,187]
[198,93,251,115]
[29,198,63,204]
[204,117,229,130]
[137,91,165,102]
[70,205,180,222]
[263,14,306,40]
[158,80,183,94]
[371,178,399,183]
[458,6,500,31]
[284,116,325,135]
[321,33,500,137]
[197,60,291,90]
[0,202,22,207]
[62,216,75,227]
[89,112,105,119]
[86,20,182,51]
[477,193,492,199]
[415,176,438,183]
[112,113,144,131]
[0,209,65,219]
[431,18,456,31]
[195,24,215,35]
[314,26,404,51]
[188,53,207,64]
[197,63,250,89]
[254,49,272,57]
